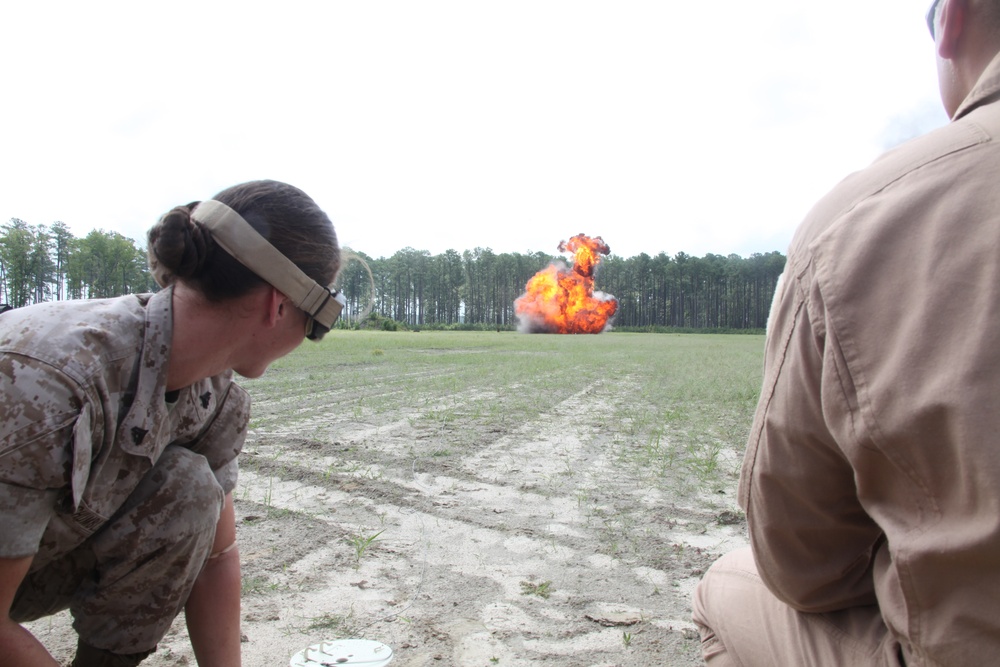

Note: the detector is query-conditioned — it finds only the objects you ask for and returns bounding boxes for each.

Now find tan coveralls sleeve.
[738,254,883,613]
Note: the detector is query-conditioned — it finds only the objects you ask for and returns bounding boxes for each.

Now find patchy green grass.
[520,580,554,599]
[241,330,764,499]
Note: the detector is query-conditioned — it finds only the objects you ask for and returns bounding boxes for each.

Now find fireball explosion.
[514,234,618,334]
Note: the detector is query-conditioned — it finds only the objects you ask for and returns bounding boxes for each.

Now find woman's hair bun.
[145,181,339,302]
[146,201,214,287]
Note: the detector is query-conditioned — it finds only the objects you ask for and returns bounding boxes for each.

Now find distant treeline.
[337,247,786,331]
[0,219,156,307]
[0,219,785,331]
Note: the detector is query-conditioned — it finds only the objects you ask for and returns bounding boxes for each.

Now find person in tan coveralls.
[692,1,1000,665]
[0,180,343,666]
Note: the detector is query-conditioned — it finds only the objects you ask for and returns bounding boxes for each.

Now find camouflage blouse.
[0,287,250,565]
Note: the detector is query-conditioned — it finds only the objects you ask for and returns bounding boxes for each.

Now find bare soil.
[28,376,748,667]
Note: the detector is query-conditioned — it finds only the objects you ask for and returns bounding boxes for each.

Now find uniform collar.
[953,51,1000,120]
[117,286,174,458]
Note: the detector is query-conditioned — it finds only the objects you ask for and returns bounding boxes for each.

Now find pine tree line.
[337,248,786,331]
[0,219,785,331]
[0,219,156,307]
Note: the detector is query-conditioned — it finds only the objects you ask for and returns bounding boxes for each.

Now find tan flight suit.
[0,286,250,656]
[693,52,1000,667]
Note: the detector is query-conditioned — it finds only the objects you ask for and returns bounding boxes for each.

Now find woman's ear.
[264,286,288,328]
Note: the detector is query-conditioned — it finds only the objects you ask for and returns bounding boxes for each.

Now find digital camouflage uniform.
[0,286,251,656]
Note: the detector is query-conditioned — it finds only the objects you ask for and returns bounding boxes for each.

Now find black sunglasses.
[927,0,943,38]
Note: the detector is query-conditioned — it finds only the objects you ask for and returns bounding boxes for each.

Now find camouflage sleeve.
[0,354,84,558]
[0,486,61,558]
[187,381,251,494]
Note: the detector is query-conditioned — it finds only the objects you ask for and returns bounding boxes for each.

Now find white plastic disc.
[289,639,393,667]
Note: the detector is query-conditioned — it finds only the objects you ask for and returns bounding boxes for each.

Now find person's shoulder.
[957,92,1000,137]
[790,110,1000,259]
[0,294,152,384]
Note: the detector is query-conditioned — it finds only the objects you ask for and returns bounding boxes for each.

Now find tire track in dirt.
[216,381,745,666]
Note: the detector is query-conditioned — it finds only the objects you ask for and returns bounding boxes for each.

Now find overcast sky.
[1,1,947,261]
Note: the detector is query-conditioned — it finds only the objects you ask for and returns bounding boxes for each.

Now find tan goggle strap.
[192,200,343,329]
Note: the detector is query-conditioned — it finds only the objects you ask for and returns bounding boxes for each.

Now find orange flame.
[514,234,618,334]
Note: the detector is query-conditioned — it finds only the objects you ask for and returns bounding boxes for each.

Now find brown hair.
[147,180,340,302]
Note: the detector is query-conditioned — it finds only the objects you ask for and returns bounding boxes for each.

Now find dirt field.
[27,332,756,666]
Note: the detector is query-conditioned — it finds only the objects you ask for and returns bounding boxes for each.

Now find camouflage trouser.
[11,446,224,657]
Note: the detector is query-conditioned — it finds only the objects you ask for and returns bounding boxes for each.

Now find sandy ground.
[28,380,747,666]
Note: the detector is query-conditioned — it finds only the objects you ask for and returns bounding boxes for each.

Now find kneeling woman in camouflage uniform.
[0,180,344,666]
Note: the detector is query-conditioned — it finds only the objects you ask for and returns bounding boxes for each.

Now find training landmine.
[289,639,393,666]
